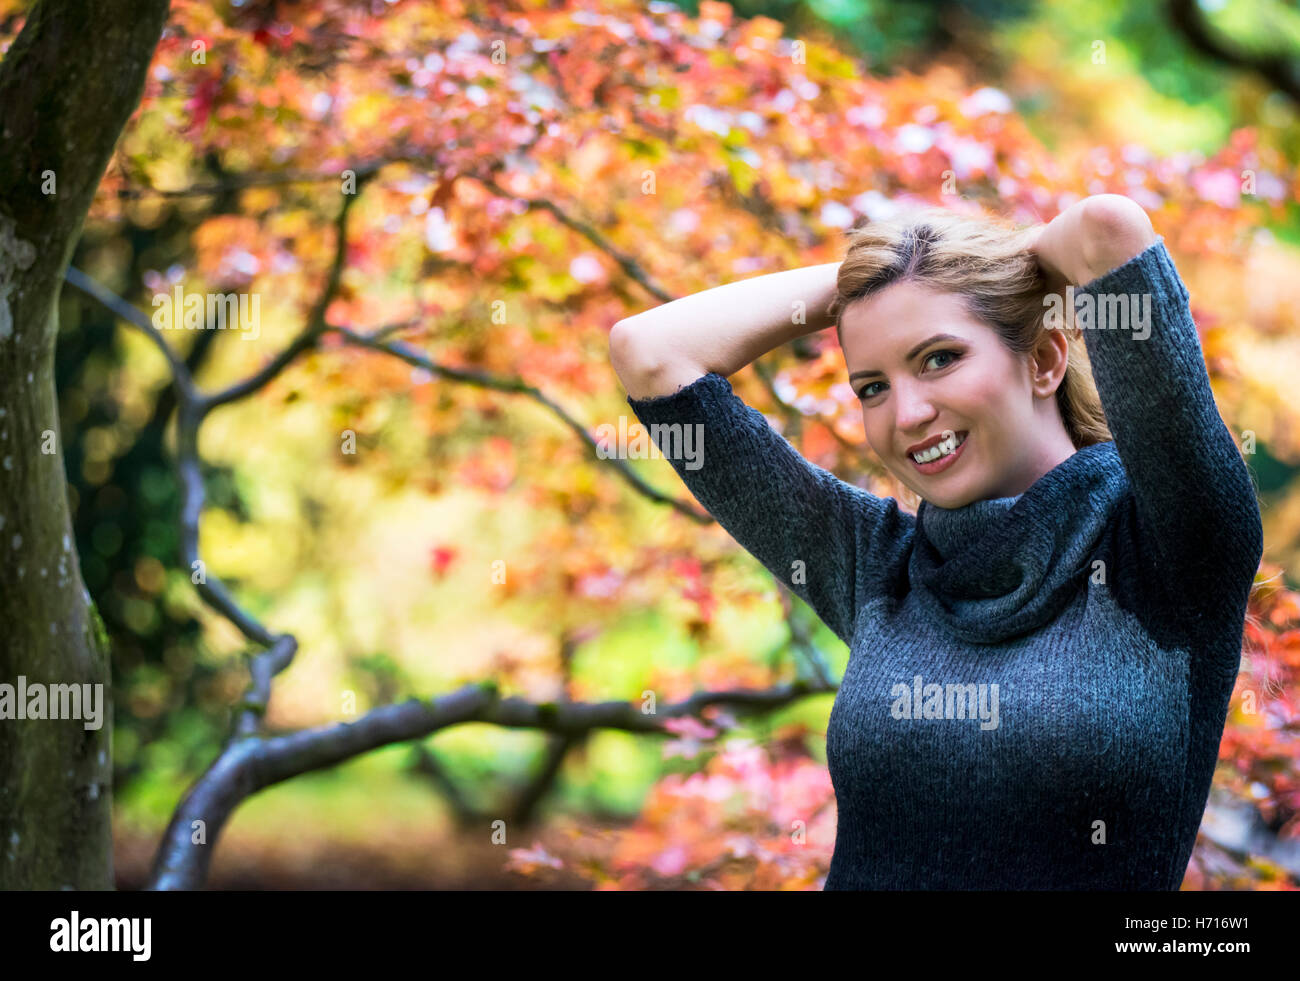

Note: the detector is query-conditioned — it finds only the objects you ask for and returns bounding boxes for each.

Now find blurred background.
[4,0,1298,888]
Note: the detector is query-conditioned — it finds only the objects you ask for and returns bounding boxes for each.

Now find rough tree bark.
[0,0,170,889]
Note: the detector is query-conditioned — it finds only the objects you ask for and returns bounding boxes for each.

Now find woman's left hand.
[1026,200,1095,286]
[1031,196,1157,287]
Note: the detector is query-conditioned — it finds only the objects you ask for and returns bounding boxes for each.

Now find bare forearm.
[609,262,841,398]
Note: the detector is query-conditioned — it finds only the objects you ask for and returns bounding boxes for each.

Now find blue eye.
[855,350,961,400]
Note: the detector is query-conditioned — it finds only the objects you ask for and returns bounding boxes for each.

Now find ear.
[1027,328,1070,398]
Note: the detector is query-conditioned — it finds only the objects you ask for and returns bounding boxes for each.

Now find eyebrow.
[848,333,965,382]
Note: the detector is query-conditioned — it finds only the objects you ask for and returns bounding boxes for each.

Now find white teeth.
[911,432,965,464]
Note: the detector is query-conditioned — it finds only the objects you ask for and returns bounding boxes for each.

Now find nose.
[892,380,937,445]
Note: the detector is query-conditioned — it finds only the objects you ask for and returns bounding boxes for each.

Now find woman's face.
[838,278,1074,509]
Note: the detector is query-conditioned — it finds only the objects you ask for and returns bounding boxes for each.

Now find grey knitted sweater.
[624,238,1263,889]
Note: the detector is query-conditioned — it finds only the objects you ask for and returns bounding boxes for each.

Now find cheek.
[956,364,1018,415]
[861,411,889,458]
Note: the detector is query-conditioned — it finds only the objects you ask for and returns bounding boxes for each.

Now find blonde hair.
[829,205,1112,450]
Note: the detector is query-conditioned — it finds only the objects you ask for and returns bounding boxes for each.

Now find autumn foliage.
[4,0,1297,887]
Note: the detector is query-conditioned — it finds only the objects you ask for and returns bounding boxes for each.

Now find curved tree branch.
[199,178,371,414]
[146,675,832,889]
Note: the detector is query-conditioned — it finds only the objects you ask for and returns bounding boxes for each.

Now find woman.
[608,194,1263,890]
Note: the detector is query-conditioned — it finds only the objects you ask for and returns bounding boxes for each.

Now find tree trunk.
[0,0,170,889]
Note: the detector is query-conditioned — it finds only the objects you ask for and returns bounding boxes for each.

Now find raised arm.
[1035,195,1264,632]
[610,262,916,647]
[609,262,841,399]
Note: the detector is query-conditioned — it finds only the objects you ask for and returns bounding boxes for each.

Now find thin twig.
[64,266,195,400]
[331,324,712,523]
[198,180,369,414]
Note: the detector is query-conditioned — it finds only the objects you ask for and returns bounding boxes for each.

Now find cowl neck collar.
[909,440,1128,644]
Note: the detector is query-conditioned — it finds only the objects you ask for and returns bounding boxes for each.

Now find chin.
[921,485,973,509]
[896,472,972,510]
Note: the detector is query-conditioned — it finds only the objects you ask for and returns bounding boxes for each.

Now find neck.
[987,424,1078,500]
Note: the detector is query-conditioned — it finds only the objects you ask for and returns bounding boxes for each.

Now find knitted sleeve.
[624,371,915,647]
[1073,236,1264,636]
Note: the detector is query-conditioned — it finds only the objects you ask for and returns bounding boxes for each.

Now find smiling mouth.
[909,431,968,465]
